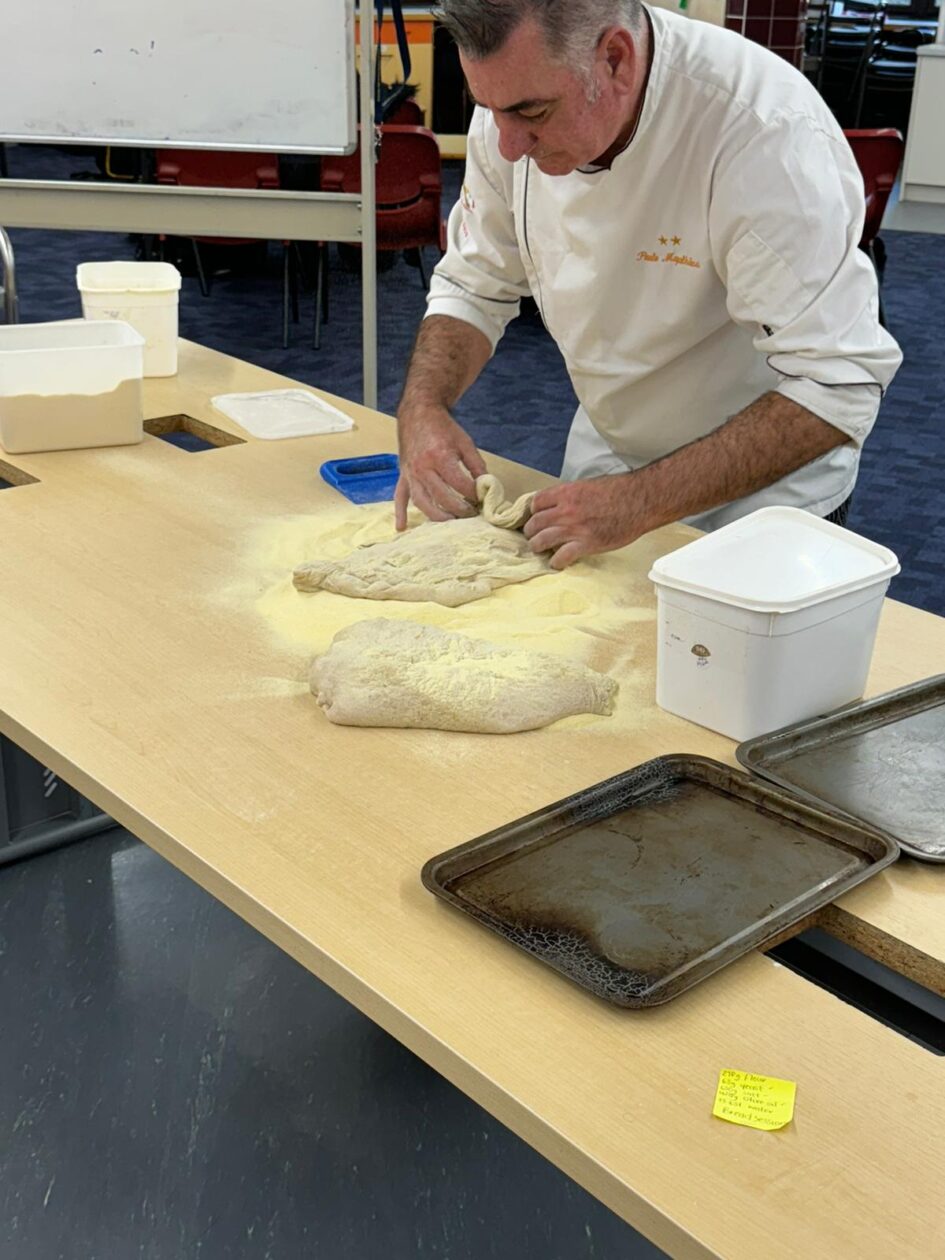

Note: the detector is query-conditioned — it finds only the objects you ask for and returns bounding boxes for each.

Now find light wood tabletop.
[0,340,942,1260]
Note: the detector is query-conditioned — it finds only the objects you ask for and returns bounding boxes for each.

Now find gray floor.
[0,828,664,1260]
[882,186,945,235]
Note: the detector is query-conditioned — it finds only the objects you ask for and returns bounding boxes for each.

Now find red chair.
[156,149,311,348]
[384,98,425,126]
[320,123,447,288]
[843,128,905,325]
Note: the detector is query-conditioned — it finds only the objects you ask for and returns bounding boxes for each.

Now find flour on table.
[311,620,618,733]
[293,514,550,608]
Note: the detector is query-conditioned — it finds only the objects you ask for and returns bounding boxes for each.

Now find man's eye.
[520,109,547,122]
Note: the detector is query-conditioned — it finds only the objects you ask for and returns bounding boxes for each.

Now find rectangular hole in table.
[144,414,246,453]
[0,459,39,489]
[768,927,945,1055]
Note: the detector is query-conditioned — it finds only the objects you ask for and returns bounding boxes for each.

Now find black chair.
[854,32,929,127]
[803,1,831,82]
[817,6,887,125]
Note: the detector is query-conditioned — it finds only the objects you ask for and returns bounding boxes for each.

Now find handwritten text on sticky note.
[712,1069,796,1131]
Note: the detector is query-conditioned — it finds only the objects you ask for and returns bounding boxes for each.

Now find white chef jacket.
[425,6,903,528]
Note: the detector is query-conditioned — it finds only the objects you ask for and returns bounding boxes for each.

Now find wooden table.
[1,341,943,1260]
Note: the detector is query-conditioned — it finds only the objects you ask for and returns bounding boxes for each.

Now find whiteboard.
[2,0,357,154]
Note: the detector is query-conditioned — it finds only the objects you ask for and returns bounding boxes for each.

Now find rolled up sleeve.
[426,108,531,353]
[710,117,902,445]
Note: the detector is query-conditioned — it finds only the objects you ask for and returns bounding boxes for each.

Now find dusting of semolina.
[228,500,669,731]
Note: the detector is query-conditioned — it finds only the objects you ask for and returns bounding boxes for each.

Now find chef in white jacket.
[393,0,902,568]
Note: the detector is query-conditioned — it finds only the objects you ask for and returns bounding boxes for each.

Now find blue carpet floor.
[4,142,944,616]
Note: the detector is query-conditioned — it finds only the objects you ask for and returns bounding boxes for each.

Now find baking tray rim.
[420,753,900,1008]
[735,674,945,864]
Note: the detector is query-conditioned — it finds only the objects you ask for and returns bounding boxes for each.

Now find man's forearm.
[526,391,853,568]
[630,391,850,531]
[398,315,492,416]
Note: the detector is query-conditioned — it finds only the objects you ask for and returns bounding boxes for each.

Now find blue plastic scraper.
[319,454,400,504]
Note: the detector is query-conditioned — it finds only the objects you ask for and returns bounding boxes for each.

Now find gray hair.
[435,0,643,70]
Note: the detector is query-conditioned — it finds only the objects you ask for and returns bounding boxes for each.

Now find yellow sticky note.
[712,1069,796,1131]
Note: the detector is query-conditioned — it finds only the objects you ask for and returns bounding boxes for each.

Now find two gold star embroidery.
[659,235,682,246]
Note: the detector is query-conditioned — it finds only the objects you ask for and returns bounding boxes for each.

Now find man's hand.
[524,474,644,569]
[524,393,849,569]
[395,405,487,530]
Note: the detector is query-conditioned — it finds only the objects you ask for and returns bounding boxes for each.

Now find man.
[394,0,902,569]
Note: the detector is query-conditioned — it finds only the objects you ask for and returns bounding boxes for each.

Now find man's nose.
[494,114,537,162]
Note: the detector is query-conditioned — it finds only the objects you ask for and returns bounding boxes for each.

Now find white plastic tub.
[0,320,144,454]
[77,261,181,377]
[648,507,900,741]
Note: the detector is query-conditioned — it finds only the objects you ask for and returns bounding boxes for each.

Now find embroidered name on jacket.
[637,235,701,269]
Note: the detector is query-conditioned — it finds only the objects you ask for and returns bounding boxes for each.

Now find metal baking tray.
[737,675,945,863]
[421,755,897,1008]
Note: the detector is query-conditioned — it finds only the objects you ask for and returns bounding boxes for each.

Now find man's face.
[460,18,628,175]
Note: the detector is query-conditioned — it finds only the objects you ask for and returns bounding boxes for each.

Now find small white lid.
[648,507,900,613]
[211,389,355,439]
[76,261,182,293]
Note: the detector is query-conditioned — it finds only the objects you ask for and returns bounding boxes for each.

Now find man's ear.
[598,25,636,88]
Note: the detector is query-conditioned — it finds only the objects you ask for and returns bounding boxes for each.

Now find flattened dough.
[293,515,549,608]
[311,619,618,733]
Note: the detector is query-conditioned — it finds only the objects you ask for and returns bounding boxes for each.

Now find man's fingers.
[411,471,478,522]
[461,447,488,479]
[549,541,586,570]
[437,455,481,506]
[411,485,454,522]
[527,524,569,554]
[529,486,558,516]
[394,476,411,531]
[422,469,478,516]
[523,508,553,540]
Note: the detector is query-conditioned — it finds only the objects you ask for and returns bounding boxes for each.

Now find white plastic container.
[0,320,144,454]
[77,261,181,377]
[648,507,900,741]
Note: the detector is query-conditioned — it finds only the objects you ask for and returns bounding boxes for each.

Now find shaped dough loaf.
[311,619,618,733]
[293,512,549,608]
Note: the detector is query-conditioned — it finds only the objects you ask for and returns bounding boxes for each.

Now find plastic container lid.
[76,261,182,293]
[648,507,900,613]
[210,389,355,439]
[0,318,144,355]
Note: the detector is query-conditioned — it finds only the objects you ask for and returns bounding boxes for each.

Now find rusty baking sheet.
[421,755,896,1008]
[737,675,945,863]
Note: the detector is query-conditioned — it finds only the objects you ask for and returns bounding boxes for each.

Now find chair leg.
[854,73,868,128]
[871,236,887,286]
[321,244,330,324]
[291,242,312,292]
[282,243,291,349]
[192,239,210,297]
[866,240,888,329]
[314,245,324,351]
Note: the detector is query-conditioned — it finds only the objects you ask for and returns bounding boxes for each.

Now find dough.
[293,515,550,608]
[311,619,618,733]
[476,473,535,530]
